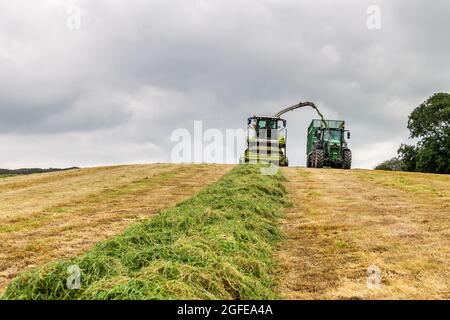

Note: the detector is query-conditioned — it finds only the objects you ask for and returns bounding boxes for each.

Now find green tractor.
[306,119,352,169]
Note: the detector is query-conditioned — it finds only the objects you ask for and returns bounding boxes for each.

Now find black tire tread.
[342,150,352,169]
[314,149,324,168]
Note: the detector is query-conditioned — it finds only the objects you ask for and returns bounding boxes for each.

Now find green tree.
[399,92,450,174]
[397,144,417,172]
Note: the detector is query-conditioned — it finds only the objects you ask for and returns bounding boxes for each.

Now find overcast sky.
[1,0,449,169]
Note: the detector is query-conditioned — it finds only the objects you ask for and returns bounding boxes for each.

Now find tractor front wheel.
[314,149,324,168]
[342,150,352,169]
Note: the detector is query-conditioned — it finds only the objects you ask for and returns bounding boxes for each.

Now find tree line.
[0,167,79,175]
[375,92,449,174]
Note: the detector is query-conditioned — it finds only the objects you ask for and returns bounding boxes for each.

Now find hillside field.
[0,164,448,299]
[0,164,232,292]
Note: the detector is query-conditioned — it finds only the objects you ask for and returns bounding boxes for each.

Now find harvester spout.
[274,101,328,128]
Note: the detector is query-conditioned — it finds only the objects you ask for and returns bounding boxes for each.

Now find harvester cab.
[241,116,289,166]
[306,119,352,169]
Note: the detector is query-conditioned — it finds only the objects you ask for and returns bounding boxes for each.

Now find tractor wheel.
[314,149,324,168]
[306,155,312,168]
[342,150,352,169]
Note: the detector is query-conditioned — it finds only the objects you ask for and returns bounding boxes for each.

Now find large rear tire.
[314,149,324,168]
[306,154,312,168]
[342,150,352,169]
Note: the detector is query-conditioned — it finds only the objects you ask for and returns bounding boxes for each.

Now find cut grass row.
[2,165,290,300]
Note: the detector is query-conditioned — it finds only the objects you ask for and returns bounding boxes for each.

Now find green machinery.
[241,116,289,166]
[306,119,352,169]
[241,101,326,167]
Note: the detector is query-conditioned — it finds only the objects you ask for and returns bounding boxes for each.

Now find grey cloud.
[0,0,449,168]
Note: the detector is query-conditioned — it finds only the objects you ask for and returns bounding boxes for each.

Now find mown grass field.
[0,164,231,293]
[279,168,450,299]
[0,174,16,179]
[2,165,289,299]
[0,164,449,299]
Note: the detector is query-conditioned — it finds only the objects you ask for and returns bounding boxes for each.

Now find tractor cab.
[317,128,349,146]
[322,129,343,143]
